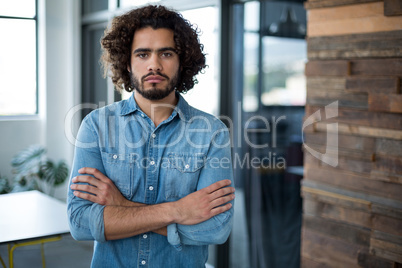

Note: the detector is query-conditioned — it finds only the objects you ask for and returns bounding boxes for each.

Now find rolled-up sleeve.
[167,127,234,249]
[67,115,107,243]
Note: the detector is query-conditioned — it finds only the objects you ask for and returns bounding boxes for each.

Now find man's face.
[128,27,180,100]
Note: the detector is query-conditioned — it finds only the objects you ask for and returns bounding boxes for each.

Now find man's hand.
[70,167,234,239]
[70,167,134,207]
[173,179,235,225]
[71,167,167,236]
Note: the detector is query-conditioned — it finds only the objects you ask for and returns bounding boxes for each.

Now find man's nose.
[147,54,162,72]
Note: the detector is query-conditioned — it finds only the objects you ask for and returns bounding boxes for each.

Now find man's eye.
[137,53,148,58]
[162,52,172,57]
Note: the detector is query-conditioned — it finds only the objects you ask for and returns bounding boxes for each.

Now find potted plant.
[8,144,69,196]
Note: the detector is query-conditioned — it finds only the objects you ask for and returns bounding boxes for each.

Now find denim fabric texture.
[67,94,234,268]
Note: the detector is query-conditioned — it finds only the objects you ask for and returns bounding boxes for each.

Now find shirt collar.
[119,92,192,122]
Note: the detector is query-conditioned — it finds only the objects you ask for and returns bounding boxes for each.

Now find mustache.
[141,72,169,81]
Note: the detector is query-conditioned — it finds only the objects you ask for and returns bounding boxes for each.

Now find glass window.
[119,0,161,8]
[260,1,307,106]
[243,1,260,112]
[82,0,109,14]
[243,32,259,112]
[0,0,36,18]
[180,7,219,116]
[0,1,37,116]
[261,36,306,106]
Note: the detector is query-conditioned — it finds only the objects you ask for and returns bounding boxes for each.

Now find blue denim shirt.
[67,94,234,268]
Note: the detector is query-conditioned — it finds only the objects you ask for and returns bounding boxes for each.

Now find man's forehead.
[132,27,175,49]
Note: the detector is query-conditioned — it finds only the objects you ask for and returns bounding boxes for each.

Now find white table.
[0,190,70,268]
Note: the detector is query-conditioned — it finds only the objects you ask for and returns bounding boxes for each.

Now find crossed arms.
[70,167,235,241]
[67,114,235,246]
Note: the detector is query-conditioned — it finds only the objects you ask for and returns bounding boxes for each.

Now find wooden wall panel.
[307,2,402,36]
[346,77,400,94]
[308,30,402,60]
[384,0,402,16]
[305,0,379,9]
[302,0,402,266]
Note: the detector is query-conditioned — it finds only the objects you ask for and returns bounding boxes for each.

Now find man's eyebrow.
[133,47,177,54]
[158,47,177,53]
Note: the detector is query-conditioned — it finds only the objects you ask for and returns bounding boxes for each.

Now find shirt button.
[143,234,148,239]
[150,161,155,165]
[149,186,154,191]
[185,164,190,169]
[141,114,145,118]
[141,260,146,265]
[151,133,156,138]
[113,154,118,159]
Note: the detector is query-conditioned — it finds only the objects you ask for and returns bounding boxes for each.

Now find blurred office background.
[1,0,401,267]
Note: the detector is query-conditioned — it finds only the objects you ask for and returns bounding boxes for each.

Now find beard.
[130,71,179,101]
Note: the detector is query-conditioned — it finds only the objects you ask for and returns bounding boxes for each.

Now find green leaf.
[11,144,46,175]
[40,160,69,186]
[0,175,11,194]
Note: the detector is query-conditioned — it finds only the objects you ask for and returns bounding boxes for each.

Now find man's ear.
[127,65,131,72]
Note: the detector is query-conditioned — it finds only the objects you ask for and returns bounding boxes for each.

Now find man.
[67,5,235,268]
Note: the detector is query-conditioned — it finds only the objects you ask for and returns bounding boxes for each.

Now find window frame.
[0,0,39,118]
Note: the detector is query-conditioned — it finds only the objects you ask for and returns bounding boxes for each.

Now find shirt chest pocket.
[165,153,206,200]
[101,152,136,199]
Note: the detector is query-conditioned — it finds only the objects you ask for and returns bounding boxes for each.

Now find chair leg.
[7,236,62,268]
[41,242,46,268]
[0,254,6,268]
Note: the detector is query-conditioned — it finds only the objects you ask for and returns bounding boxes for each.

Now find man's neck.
[134,91,178,127]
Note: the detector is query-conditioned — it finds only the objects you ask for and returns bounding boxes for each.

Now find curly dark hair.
[100,5,207,93]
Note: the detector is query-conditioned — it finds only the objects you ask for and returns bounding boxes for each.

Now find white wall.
[45,0,81,199]
[0,0,80,200]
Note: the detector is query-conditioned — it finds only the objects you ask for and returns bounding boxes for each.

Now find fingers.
[72,175,100,187]
[210,186,235,200]
[204,179,232,194]
[73,190,98,203]
[70,182,99,195]
[210,193,235,209]
[210,203,232,217]
[78,167,110,183]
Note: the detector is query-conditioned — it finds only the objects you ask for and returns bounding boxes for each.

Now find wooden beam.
[302,184,372,211]
[301,256,327,268]
[351,59,402,76]
[304,165,402,201]
[384,0,402,16]
[370,170,402,184]
[305,105,402,131]
[303,132,376,152]
[302,227,365,266]
[375,154,402,175]
[303,214,371,246]
[307,77,346,91]
[372,213,402,237]
[376,138,402,157]
[369,94,402,113]
[357,250,396,267]
[308,2,383,22]
[307,29,402,59]
[307,30,402,60]
[305,60,351,76]
[307,2,402,36]
[313,121,402,140]
[306,59,402,77]
[346,77,400,94]
[305,0,380,9]
[304,143,375,161]
[308,30,402,52]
